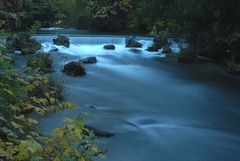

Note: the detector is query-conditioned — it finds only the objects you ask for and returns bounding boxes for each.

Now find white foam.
[40,36,184,64]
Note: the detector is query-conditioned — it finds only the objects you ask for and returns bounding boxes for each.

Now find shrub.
[0,31,103,160]
[27,53,53,73]
[6,33,41,55]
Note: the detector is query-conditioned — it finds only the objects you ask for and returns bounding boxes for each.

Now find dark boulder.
[103,44,115,50]
[53,35,70,47]
[63,61,86,76]
[147,44,159,52]
[82,56,97,64]
[85,125,115,138]
[126,38,143,48]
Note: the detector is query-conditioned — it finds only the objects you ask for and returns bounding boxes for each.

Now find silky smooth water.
[35,32,240,161]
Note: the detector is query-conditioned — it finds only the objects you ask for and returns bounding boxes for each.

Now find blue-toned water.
[35,29,240,161]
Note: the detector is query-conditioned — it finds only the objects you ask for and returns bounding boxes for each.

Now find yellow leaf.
[10,121,22,129]
[63,147,71,155]
[54,157,61,161]
[63,118,74,123]
[35,108,45,116]
[28,118,39,124]
[3,89,14,96]
[49,98,56,104]
[44,92,50,98]
[0,116,7,122]
[9,105,20,112]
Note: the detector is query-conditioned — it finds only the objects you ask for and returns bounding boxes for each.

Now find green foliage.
[0,65,103,160]
[29,21,42,35]
[0,0,58,31]
[27,53,53,73]
[41,117,104,161]
[0,30,103,161]
[0,54,13,69]
[6,33,41,55]
[92,0,133,31]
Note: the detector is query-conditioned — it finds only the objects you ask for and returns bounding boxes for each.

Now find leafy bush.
[0,58,103,161]
[6,33,41,55]
[27,53,53,73]
[0,30,103,161]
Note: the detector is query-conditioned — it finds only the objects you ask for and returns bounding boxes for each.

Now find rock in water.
[162,45,172,53]
[147,44,159,52]
[104,44,115,50]
[53,35,70,47]
[82,56,97,64]
[147,31,169,52]
[85,125,115,138]
[63,61,86,76]
[126,38,143,48]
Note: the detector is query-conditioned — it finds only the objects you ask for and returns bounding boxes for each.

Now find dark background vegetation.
[1,0,240,64]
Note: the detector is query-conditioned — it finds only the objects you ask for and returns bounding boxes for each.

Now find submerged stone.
[82,56,97,64]
[147,44,159,52]
[129,48,142,54]
[85,125,115,138]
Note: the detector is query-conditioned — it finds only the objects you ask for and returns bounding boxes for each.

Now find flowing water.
[34,29,240,161]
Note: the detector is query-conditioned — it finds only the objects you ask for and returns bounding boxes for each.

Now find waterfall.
[33,35,126,45]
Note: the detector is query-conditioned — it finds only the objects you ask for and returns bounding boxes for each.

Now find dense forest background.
[1,0,240,64]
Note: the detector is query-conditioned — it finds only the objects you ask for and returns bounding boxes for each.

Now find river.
[32,29,240,161]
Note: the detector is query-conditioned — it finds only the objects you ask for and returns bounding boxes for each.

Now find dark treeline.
[1,0,240,65]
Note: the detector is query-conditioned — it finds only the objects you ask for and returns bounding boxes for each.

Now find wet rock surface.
[53,35,70,47]
[63,61,86,76]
